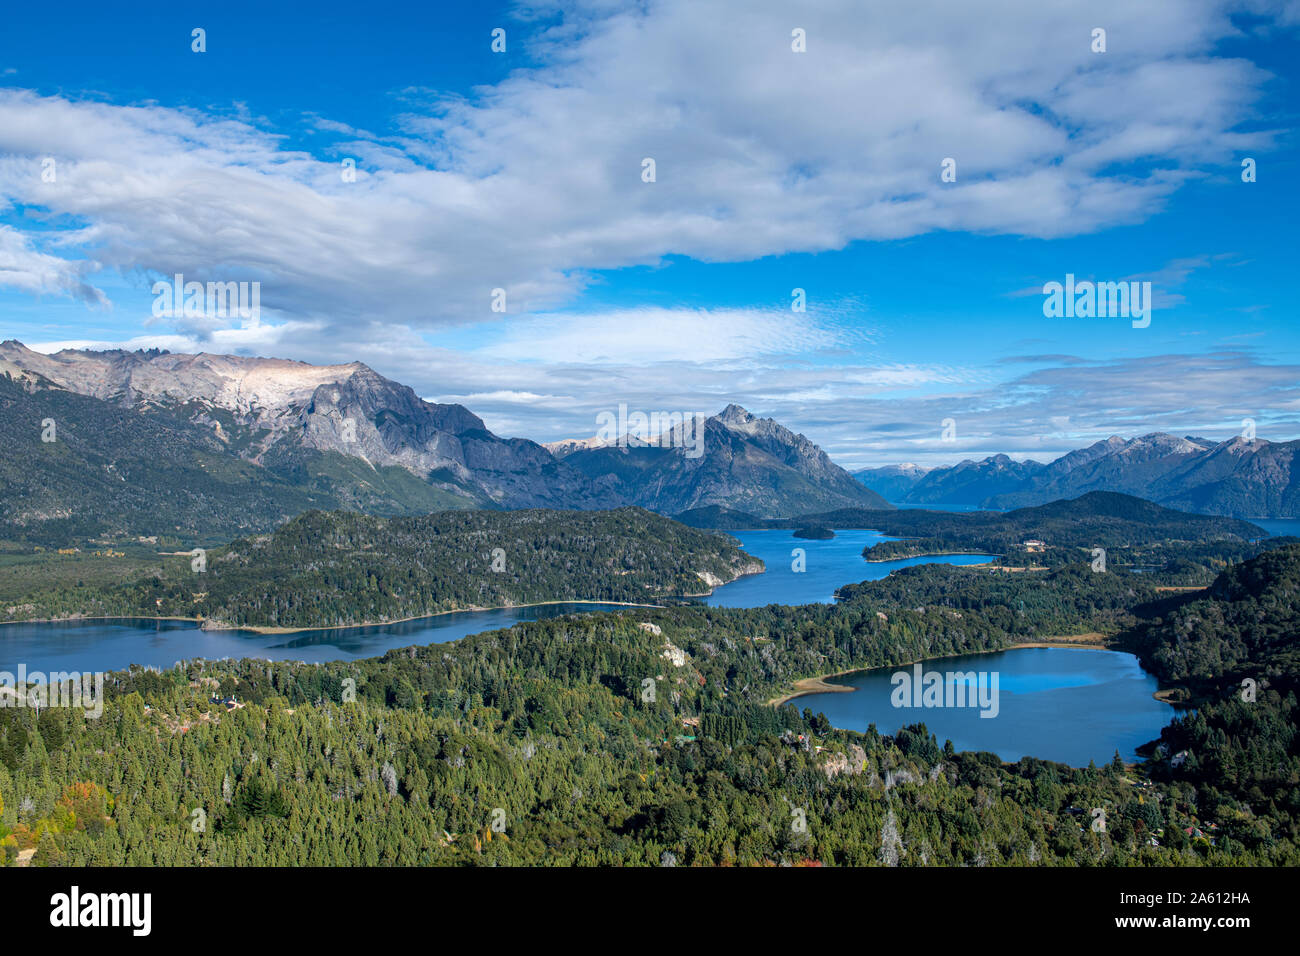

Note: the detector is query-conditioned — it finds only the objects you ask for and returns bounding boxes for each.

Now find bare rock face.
[559,403,890,518]
[0,341,884,518]
[823,744,868,780]
[543,436,612,458]
[291,367,604,507]
[660,642,688,668]
[0,340,359,414]
[0,340,605,509]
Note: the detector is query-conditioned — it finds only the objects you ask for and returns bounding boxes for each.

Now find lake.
[1,527,990,673]
[0,528,1175,767]
[890,502,997,513]
[1252,517,1300,538]
[705,528,993,607]
[791,646,1172,766]
[0,603,638,672]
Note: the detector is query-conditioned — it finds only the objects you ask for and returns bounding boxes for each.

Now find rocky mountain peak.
[716,404,756,426]
[0,340,891,518]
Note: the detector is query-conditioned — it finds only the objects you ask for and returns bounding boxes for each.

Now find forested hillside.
[4,546,1299,866]
[845,493,1262,557]
[1127,546,1300,851]
[0,372,475,547]
[0,508,761,629]
[836,562,1160,639]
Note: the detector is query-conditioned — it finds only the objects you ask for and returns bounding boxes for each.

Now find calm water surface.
[1252,518,1300,538]
[0,603,636,672]
[705,528,993,607]
[1,527,980,673]
[0,527,1179,764]
[794,647,1171,767]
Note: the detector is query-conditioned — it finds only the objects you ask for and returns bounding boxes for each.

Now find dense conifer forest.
[3,542,1297,866]
[0,508,760,629]
[683,493,1266,558]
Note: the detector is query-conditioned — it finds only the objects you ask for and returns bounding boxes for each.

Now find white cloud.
[450,390,561,404]
[0,225,107,306]
[25,318,324,357]
[2,0,1295,462]
[469,306,846,364]
[0,0,1286,331]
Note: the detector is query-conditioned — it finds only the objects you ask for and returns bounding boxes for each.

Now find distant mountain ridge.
[558,403,890,516]
[855,432,1300,518]
[851,462,929,501]
[867,453,1043,507]
[0,341,883,542]
[0,339,603,511]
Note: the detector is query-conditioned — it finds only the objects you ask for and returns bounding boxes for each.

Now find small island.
[792,526,835,540]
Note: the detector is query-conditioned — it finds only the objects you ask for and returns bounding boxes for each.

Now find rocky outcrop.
[0,340,608,510]
[0,342,888,519]
[660,641,688,667]
[560,404,892,518]
[822,744,868,780]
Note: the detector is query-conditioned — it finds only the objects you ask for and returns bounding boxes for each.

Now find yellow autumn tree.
[57,781,114,832]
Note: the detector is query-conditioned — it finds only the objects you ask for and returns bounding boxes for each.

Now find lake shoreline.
[768,634,1114,706]
[0,614,206,628]
[0,600,671,636]
[861,551,997,565]
[220,599,672,634]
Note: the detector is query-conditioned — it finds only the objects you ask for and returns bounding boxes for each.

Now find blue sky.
[1,0,1298,467]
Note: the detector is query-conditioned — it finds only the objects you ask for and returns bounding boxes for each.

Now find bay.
[791,646,1172,767]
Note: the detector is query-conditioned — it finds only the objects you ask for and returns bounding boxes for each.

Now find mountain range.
[549,403,886,516]
[0,340,886,544]
[856,433,1300,518]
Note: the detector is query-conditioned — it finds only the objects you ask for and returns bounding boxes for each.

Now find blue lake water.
[890,502,997,513]
[792,647,1172,767]
[0,603,636,672]
[0,526,1176,766]
[705,528,993,607]
[2,527,990,672]
[1253,518,1300,538]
